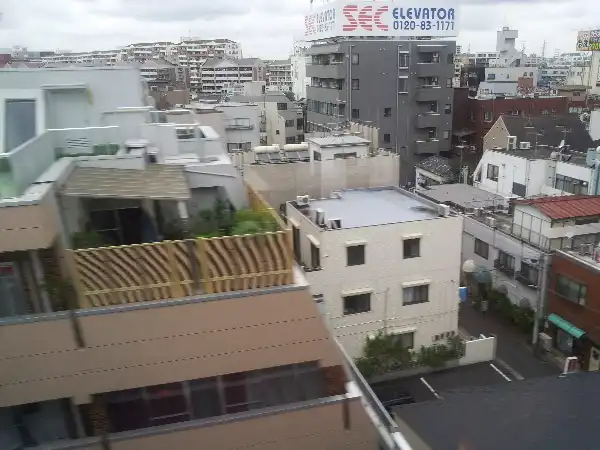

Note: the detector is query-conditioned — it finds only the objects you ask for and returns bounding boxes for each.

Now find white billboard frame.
[304,0,459,41]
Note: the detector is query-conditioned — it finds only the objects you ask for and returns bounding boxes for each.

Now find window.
[176,127,195,140]
[311,243,320,268]
[520,262,539,285]
[292,226,300,262]
[428,128,437,139]
[446,78,452,87]
[383,133,391,143]
[343,293,371,315]
[384,107,392,117]
[351,108,360,119]
[398,53,409,68]
[487,164,499,181]
[334,152,357,159]
[285,119,294,127]
[403,284,429,305]
[398,77,408,92]
[390,332,414,349]
[297,118,304,130]
[351,79,360,90]
[276,130,280,135]
[555,175,588,195]
[474,238,489,259]
[347,244,365,266]
[285,137,296,144]
[104,364,326,433]
[277,102,288,111]
[556,275,586,305]
[313,151,321,161]
[403,238,420,258]
[512,182,526,197]
[444,104,452,114]
[487,73,496,81]
[351,53,359,65]
[5,99,36,152]
[484,111,492,122]
[447,53,454,64]
[443,130,450,139]
[496,250,515,270]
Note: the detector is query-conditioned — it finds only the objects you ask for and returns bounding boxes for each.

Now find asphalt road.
[459,304,561,379]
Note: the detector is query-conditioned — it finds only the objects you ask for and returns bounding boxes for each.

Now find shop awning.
[547,313,585,339]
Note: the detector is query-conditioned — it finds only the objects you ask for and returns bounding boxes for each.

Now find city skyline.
[0,0,596,59]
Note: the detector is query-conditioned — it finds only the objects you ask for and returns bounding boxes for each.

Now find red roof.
[514,195,600,220]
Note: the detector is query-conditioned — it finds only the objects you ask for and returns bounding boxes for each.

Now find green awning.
[547,313,585,339]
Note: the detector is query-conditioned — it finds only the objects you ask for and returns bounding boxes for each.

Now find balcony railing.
[69,184,293,308]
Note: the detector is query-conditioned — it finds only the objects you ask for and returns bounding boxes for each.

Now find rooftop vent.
[296,195,310,206]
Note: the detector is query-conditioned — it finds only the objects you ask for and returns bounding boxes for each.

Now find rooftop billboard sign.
[576,30,600,51]
[304,0,459,41]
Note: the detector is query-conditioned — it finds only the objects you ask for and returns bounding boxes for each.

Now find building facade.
[266,59,293,93]
[306,40,455,184]
[286,187,462,358]
[200,58,264,95]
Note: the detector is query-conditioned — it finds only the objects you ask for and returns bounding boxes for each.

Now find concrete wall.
[287,203,462,358]
[217,103,260,150]
[0,286,344,407]
[459,335,497,365]
[309,142,369,161]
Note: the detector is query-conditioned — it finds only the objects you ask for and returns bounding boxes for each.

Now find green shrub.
[72,231,105,249]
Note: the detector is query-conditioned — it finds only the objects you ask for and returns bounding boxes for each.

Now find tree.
[284,91,295,102]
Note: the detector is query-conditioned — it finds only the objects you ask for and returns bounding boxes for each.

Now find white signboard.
[305,0,459,41]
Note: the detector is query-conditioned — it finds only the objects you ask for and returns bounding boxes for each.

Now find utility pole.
[532,253,551,350]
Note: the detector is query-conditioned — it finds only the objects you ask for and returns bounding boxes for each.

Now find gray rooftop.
[487,147,589,167]
[307,188,441,228]
[416,183,505,210]
[309,135,370,147]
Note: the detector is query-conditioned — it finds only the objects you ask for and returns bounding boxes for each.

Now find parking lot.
[372,362,514,403]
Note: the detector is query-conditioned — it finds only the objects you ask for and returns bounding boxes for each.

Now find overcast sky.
[0,0,596,59]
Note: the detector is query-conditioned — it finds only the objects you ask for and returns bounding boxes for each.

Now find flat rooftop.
[307,187,441,229]
[416,183,505,210]
[488,147,588,167]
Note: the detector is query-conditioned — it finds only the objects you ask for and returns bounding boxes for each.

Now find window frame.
[474,238,489,259]
[351,53,359,65]
[346,244,366,266]
[403,238,420,259]
[556,274,587,305]
[384,107,392,117]
[487,164,499,181]
[343,292,371,315]
[351,79,360,90]
[403,284,429,306]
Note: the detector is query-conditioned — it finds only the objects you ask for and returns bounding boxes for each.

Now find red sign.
[342,5,389,32]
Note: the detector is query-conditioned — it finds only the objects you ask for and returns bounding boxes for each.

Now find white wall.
[291,55,308,100]
[217,104,260,150]
[287,204,463,358]
[590,110,600,142]
[309,142,369,161]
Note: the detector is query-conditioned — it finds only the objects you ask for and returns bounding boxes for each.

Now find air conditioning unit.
[315,208,325,226]
[328,218,342,229]
[538,333,552,351]
[507,136,517,150]
[438,204,450,216]
[519,141,531,150]
[296,195,310,206]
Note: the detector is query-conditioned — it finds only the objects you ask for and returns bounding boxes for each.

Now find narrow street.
[459,304,560,379]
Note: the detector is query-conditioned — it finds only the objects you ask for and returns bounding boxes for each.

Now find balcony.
[494,259,516,277]
[415,113,441,128]
[416,63,444,78]
[414,139,440,154]
[416,87,443,102]
[306,62,345,80]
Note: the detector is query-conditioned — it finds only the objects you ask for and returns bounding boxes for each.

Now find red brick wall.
[547,253,600,345]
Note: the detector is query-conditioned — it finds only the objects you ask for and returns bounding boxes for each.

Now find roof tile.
[515,195,600,219]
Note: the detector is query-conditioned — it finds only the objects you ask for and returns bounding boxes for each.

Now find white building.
[291,53,309,100]
[480,67,538,96]
[200,58,264,94]
[285,187,462,358]
[308,135,370,161]
[266,59,293,93]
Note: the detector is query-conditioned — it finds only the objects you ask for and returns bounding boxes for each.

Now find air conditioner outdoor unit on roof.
[520,141,531,149]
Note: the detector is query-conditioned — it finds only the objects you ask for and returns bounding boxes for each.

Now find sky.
[0,0,597,59]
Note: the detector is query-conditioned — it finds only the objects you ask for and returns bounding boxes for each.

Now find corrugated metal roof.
[515,195,600,219]
[60,165,190,200]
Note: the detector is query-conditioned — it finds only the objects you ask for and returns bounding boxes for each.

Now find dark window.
[351,53,359,65]
[403,285,429,305]
[384,107,392,117]
[147,383,189,426]
[277,102,288,111]
[297,118,304,130]
[390,332,414,349]
[106,388,150,432]
[285,119,294,127]
[292,226,300,262]
[398,53,409,68]
[334,152,357,159]
[311,243,320,268]
[497,251,515,270]
[276,130,280,135]
[484,111,492,122]
[512,182,526,197]
[398,78,408,92]
[347,244,365,266]
[403,238,420,258]
[383,133,391,143]
[343,293,371,315]
[428,128,437,139]
[313,151,321,161]
[189,378,221,419]
[351,79,360,90]
[556,275,587,305]
[351,108,360,119]
[474,238,489,259]
[447,53,454,64]
[444,104,452,114]
[520,262,539,286]
[555,175,588,195]
[487,164,499,181]
[5,99,36,152]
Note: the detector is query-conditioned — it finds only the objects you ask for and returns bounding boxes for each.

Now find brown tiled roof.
[515,195,600,219]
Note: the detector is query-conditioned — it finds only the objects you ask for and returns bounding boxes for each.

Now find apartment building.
[120,41,177,63]
[418,185,600,309]
[230,93,304,146]
[546,248,600,371]
[452,89,570,150]
[43,49,123,66]
[291,52,309,100]
[0,65,396,450]
[200,58,264,95]
[306,39,455,184]
[138,59,190,90]
[266,59,293,93]
[286,187,462,358]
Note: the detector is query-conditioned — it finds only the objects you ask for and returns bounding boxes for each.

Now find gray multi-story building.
[306,40,455,184]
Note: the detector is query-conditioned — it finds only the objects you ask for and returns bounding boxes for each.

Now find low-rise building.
[286,187,462,358]
[546,248,600,371]
[308,135,370,161]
